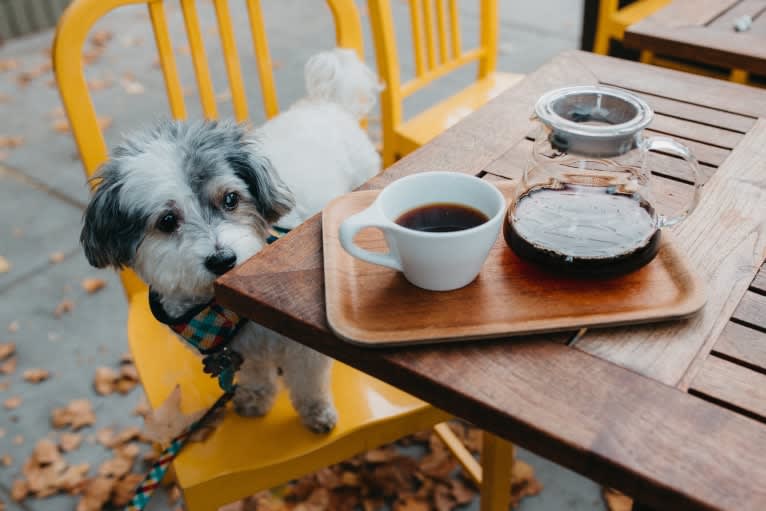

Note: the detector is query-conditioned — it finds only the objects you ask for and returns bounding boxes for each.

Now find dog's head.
[81,120,294,303]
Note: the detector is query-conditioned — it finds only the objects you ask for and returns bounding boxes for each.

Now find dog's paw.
[233,386,275,417]
[300,401,338,434]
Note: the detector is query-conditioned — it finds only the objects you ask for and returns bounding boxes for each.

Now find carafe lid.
[534,85,653,157]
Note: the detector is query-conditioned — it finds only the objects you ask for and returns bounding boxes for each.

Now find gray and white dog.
[80,49,381,432]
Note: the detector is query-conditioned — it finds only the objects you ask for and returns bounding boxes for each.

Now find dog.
[80,48,382,433]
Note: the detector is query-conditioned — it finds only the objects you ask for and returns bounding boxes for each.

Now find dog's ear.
[80,161,144,269]
[227,148,295,224]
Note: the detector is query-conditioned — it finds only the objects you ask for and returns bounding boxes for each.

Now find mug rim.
[376,171,506,238]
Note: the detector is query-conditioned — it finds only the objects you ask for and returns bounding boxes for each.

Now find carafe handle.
[641,136,702,228]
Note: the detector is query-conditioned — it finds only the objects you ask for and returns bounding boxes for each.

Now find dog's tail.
[304,48,383,120]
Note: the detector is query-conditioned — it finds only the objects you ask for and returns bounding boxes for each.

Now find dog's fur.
[81,49,381,432]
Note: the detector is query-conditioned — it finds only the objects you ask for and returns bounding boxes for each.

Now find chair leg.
[433,422,482,485]
[480,431,514,511]
[639,50,654,64]
[730,69,749,84]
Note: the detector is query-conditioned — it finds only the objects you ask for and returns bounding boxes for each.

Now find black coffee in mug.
[396,203,488,233]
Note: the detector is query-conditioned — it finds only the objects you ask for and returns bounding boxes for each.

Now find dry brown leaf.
[54,299,75,318]
[0,256,10,274]
[7,321,19,333]
[93,367,119,395]
[0,136,23,149]
[49,251,66,264]
[111,473,144,506]
[1,454,12,466]
[0,357,17,375]
[393,496,429,511]
[176,44,191,56]
[23,368,51,383]
[90,30,113,48]
[133,397,151,417]
[98,116,113,131]
[98,456,132,478]
[12,435,24,445]
[0,342,14,360]
[603,487,633,511]
[364,446,399,463]
[142,385,205,446]
[0,59,19,72]
[11,479,28,501]
[51,399,96,430]
[77,476,114,511]
[96,428,114,447]
[83,48,103,65]
[3,396,22,409]
[59,432,82,452]
[107,426,142,448]
[55,463,90,493]
[82,277,107,294]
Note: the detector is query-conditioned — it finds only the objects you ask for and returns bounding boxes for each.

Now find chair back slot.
[149,2,187,120]
[180,0,218,119]
[213,0,249,121]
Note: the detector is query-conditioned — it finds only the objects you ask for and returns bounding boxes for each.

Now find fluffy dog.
[80,48,381,432]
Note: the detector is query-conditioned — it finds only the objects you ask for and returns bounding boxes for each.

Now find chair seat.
[127,290,449,508]
[395,71,524,155]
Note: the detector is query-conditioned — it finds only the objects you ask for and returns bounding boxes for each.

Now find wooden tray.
[322,181,707,347]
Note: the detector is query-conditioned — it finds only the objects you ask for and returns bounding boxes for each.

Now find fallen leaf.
[0,136,23,149]
[0,343,14,360]
[0,257,10,274]
[11,479,28,501]
[98,456,132,478]
[0,357,17,375]
[7,321,19,333]
[76,476,113,511]
[106,426,142,448]
[93,367,119,395]
[13,435,24,445]
[0,59,19,72]
[23,368,51,383]
[59,432,82,452]
[49,251,66,264]
[141,385,205,446]
[3,396,22,409]
[96,428,114,447]
[111,473,144,506]
[54,299,75,318]
[90,30,113,48]
[1,453,12,466]
[83,48,103,65]
[133,397,151,417]
[51,399,96,430]
[81,278,106,294]
[603,487,633,511]
[98,116,113,131]
[0,380,8,391]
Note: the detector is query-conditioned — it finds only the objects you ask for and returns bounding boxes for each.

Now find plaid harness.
[126,226,289,511]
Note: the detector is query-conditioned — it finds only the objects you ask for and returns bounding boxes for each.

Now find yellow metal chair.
[53,1,514,509]
[367,0,524,167]
[593,0,750,84]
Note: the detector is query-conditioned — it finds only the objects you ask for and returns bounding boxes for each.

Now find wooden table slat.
[575,51,766,118]
[751,265,766,292]
[643,129,730,167]
[731,291,766,330]
[650,113,744,150]
[708,0,766,32]
[712,320,766,371]
[631,91,756,134]
[648,0,737,27]
[690,355,766,421]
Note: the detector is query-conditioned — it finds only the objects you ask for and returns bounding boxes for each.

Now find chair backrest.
[367,0,498,130]
[52,0,364,298]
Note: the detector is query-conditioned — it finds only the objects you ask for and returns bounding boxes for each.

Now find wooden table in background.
[217,51,766,511]
[625,0,766,75]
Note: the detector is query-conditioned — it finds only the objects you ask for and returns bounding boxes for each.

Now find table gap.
[731,316,766,334]
[711,350,766,376]
[688,388,766,424]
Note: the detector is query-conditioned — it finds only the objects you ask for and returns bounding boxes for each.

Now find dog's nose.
[205,249,236,275]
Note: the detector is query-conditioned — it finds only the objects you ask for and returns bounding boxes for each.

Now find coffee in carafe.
[505,85,702,278]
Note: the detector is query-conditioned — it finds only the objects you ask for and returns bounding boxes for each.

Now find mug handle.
[641,136,702,227]
[339,206,403,271]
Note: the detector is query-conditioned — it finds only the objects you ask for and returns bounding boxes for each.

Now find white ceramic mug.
[339,172,506,291]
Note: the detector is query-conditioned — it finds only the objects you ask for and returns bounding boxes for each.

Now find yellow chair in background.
[53,0,514,509]
[367,0,524,167]
[593,0,750,84]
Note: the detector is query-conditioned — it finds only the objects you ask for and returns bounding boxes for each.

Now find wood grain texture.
[322,184,704,346]
[712,321,766,371]
[575,120,766,388]
[215,52,766,511]
[752,265,766,292]
[624,0,766,74]
[690,355,766,421]
[731,291,766,330]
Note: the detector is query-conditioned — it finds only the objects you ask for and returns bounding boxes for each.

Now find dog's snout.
[205,249,236,275]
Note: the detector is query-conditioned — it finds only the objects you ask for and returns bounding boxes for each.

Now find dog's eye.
[156,212,178,233]
[222,192,239,211]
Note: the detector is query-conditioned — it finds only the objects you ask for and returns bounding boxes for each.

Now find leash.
[124,227,289,511]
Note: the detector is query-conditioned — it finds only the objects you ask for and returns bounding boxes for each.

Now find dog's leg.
[281,345,337,433]
[233,355,278,417]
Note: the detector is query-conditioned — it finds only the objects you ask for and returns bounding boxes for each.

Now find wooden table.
[624,0,766,75]
[217,51,766,511]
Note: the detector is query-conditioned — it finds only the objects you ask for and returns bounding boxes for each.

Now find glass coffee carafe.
[504,85,701,278]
